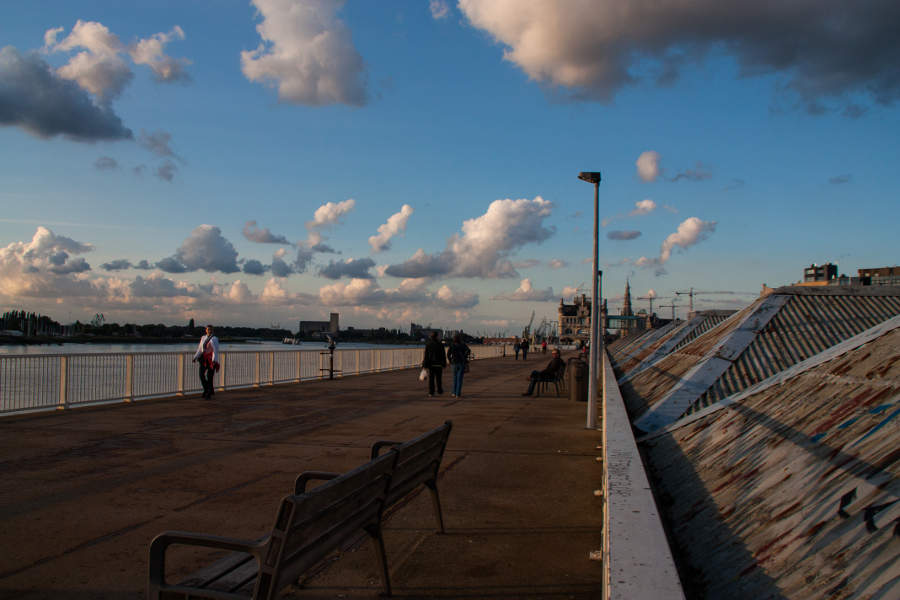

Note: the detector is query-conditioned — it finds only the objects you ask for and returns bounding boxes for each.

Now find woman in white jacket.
[192,324,219,399]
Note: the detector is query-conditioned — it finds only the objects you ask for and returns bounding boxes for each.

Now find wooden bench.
[369,420,453,533]
[148,450,398,599]
[148,421,454,599]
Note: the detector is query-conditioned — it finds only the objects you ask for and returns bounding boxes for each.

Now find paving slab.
[0,352,603,599]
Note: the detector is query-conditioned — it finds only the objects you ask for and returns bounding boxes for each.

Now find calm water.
[0,340,423,356]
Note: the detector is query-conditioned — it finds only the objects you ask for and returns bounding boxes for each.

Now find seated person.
[522,349,564,396]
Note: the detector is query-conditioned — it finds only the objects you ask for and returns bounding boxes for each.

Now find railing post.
[176,354,185,396]
[254,353,260,388]
[57,356,68,410]
[356,350,361,375]
[125,354,134,402]
[218,353,226,392]
[295,351,301,383]
[268,351,274,385]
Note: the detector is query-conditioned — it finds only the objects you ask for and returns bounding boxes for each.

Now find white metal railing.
[0,344,510,416]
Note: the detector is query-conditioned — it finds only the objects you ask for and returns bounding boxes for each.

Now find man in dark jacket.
[422,331,447,397]
[521,348,564,396]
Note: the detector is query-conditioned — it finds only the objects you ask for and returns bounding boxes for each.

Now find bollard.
[568,357,588,403]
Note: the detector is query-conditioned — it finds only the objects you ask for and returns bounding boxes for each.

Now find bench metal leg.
[425,480,445,534]
[365,523,392,597]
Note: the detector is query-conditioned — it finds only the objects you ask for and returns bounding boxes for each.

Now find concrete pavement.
[0,351,604,599]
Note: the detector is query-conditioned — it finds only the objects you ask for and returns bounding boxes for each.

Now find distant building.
[802,263,838,284]
[298,313,339,336]
[559,294,592,343]
[858,266,900,286]
[410,322,442,340]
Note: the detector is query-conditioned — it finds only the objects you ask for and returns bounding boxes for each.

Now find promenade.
[0,351,604,599]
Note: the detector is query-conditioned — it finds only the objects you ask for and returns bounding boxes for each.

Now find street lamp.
[578,171,602,429]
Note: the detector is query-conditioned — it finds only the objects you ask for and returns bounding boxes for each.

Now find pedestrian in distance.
[514,338,521,360]
[192,324,219,399]
[521,348,564,396]
[541,340,548,354]
[447,333,472,398]
[422,331,447,397]
[521,338,529,360]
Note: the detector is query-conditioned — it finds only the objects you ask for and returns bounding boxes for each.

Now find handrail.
[0,345,510,416]
[601,350,685,600]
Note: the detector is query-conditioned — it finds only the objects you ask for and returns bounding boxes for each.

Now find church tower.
[621,279,633,333]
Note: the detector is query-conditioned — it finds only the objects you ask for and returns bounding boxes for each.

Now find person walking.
[192,324,219,399]
[447,333,471,398]
[514,338,521,360]
[521,338,529,360]
[422,331,447,397]
[521,348,564,396]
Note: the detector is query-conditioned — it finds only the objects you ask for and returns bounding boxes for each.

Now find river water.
[0,340,422,356]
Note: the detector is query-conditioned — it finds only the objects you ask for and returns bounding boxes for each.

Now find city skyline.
[1,1,898,332]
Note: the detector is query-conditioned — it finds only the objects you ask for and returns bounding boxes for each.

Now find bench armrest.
[370,440,402,459]
[294,471,340,494]
[148,530,267,596]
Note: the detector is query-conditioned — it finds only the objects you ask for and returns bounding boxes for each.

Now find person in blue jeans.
[447,334,471,398]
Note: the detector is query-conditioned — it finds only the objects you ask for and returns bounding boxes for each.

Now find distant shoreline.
[0,335,252,346]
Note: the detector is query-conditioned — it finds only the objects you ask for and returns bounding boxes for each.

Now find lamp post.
[578,171,602,429]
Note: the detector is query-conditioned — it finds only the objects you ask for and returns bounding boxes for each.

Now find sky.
[1,0,898,335]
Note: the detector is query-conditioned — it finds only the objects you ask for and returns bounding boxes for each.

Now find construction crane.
[522,310,535,340]
[637,295,670,315]
[674,288,745,315]
[657,301,679,321]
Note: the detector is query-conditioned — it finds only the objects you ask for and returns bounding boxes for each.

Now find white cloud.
[429,0,450,20]
[646,289,657,299]
[630,199,657,216]
[308,198,355,229]
[458,1,900,111]
[492,278,555,302]
[548,259,568,269]
[636,151,661,182]
[50,20,131,101]
[561,286,580,297]
[386,197,555,279]
[129,25,190,82]
[319,278,478,309]
[634,216,717,274]
[0,227,97,298]
[241,0,367,106]
[369,204,413,252]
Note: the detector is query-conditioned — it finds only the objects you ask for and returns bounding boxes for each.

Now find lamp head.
[578,171,602,184]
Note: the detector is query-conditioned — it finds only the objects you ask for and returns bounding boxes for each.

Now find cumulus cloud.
[386,197,555,279]
[242,220,291,244]
[128,26,191,82]
[241,0,367,106]
[242,259,268,275]
[308,198,355,229]
[492,278,555,302]
[318,257,376,280]
[429,0,450,19]
[561,285,580,297]
[48,20,132,102]
[636,151,661,182]
[670,163,712,182]
[458,1,900,112]
[0,46,132,141]
[548,259,568,269]
[94,156,118,170]
[512,259,540,269]
[634,216,717,274]
[320,277,478,309]
[157,225,240,274]
[608,230,642,241]
[100,259,132,271]
[0,227,96,297]
[369,204,413,252]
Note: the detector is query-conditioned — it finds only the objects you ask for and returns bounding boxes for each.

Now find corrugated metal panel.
[640,328,900,599]
[671,312,733,351]
[690,293,900,412]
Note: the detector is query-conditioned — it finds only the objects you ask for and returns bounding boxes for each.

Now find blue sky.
[1,0,898,334]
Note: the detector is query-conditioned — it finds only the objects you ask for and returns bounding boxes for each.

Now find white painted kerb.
[602,352,685,600]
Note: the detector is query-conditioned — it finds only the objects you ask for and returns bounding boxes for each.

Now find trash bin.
[568,357,588,402]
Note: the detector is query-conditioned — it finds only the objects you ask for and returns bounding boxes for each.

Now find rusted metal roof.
[638,325,900,599]
[691,292,900,412]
